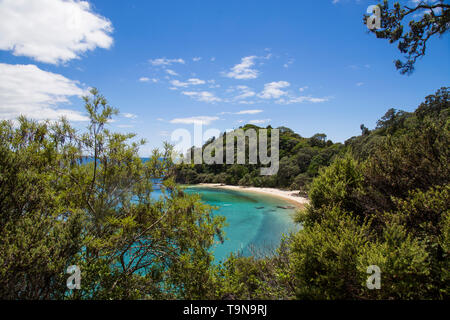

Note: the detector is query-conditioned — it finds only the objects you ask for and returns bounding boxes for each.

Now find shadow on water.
[184,186,300,263]
[241,208,299,257]
[189,187,259,203]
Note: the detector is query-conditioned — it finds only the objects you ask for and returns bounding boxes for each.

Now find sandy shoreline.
[190,183,309,208]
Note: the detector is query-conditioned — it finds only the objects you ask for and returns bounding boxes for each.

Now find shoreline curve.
[186,183,309,208]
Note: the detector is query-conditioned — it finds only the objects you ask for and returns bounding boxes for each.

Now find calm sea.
[154,185,299,263]
[83,158,299,263]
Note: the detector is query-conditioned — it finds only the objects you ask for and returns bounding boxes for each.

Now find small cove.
[183,186,300,263]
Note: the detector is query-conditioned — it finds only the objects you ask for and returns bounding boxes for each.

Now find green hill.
[175,87,449,198]
[175,125,344,192]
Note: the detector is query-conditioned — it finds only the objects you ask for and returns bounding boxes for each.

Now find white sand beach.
[195,183,309,208]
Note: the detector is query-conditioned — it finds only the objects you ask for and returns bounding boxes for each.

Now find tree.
[0,88,225,299]
[291,88,449,299]
[308,133,327,148]
[360,124,370,136]
[365,0,450,74]
[415,86,450,120]
[375,107,407,134]
[0,117,84,299]
[277,157,300,187]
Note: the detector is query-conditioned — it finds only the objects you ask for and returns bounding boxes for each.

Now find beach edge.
[185,183,309,208]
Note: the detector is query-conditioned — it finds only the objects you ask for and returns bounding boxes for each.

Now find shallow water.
[183,186,300,263]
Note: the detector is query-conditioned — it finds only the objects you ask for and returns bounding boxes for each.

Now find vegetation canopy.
[0,88,225,299]
[0,87,448,300]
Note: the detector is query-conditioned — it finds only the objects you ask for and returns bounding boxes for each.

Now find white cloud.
[308,97,328,103]
[249,119,271,125]
[139,77,159,83]
[0,0,113,64]
[283,58,295,68]
[149,58,185,66]
[219,109,263,115]
[192,57,202,62]
[170,116,219,125]
[165,69,179,76]
[207,79,220,88]
[263,53,272,60]
[0,63,88,121]
[123,113,137,119]
[356,82,364,87]
[234,85,256,100]
[170,78,206,88]
[181,91,221,103]
[225,56,259,80]
[238,100,256,105]
[258,81,290,99]
[278,96,329,104]
[299,86,309,92]
[236,109,263,115]
[188,78,206,85]
[170,80,187,88]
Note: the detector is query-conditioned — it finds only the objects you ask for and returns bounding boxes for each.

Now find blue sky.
[0,0,448,155]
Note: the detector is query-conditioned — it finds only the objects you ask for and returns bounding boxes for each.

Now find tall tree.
[0,89,225,299]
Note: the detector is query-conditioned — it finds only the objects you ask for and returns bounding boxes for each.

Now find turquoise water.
[183,186,300,263]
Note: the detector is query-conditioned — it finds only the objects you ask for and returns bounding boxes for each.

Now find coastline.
[189,183,309,208]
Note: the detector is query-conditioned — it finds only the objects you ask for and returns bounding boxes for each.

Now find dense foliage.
[212,87,449,299]
[0,87,448,300]
[0,89,225,299]
[175,125,344,192]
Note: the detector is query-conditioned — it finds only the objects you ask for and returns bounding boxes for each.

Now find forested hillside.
[175,126,344,191]
[213,87,449,299]
[175,87,449,200]
[0,87,448,300]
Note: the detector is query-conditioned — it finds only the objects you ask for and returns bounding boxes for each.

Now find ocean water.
[82,158,299,263]
[183,186,300,263]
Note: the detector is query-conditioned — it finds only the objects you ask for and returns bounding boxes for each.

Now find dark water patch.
[189,187,259,203]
